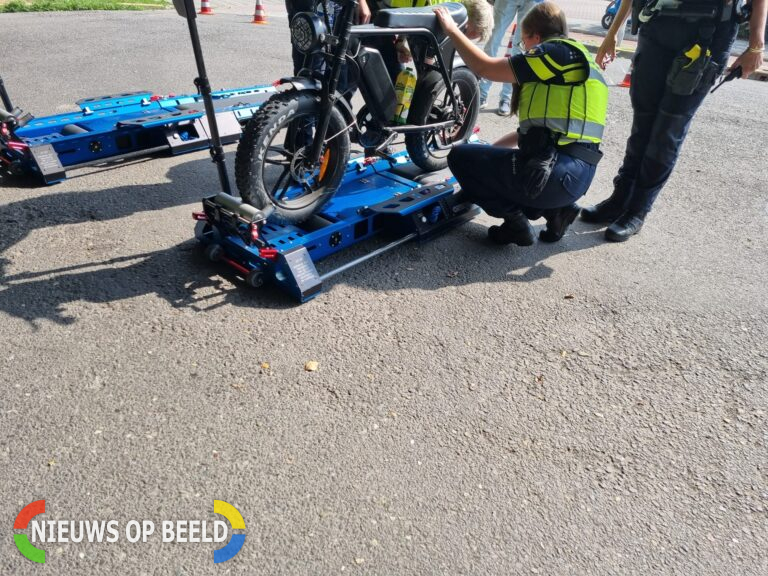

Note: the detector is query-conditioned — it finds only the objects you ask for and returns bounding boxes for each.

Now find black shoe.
[605,212,645,242]
[488,212,535,246]
[539,203,580,243]
[580,195,628,224]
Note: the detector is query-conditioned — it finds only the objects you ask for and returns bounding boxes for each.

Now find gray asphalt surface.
[1,6,767,576]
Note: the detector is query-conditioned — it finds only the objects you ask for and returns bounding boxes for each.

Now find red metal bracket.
[259,248,279,261]
[6,140,28,151]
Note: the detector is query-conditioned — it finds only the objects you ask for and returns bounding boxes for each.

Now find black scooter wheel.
[601,13,614,30]
[235,92,350,224]
[405,67,480,173]
[204,243,224,262]
[245,269,264,289]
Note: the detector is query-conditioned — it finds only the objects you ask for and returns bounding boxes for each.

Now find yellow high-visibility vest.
[518,38,608,146]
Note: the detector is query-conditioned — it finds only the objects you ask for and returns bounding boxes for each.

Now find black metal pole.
[0,76,14,111]
[180,0,232,195]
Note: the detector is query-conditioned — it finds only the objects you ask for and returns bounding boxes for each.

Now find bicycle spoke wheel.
[234,92,351,223]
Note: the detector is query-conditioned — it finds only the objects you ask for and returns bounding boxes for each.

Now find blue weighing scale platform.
[1,84,274,184]
[195,151,479,303]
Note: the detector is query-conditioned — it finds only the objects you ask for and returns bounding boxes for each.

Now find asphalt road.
[1,7,767,576]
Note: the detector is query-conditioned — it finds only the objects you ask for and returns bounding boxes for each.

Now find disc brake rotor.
[288,145,331,185]
[289,147,315,184]
[433,84,467,143]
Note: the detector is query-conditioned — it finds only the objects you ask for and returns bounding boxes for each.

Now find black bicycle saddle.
[373,3,468,33]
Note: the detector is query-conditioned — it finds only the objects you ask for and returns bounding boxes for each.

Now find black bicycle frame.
[348,25,461,115]
[304,1,463,166]
[307,0,359,166]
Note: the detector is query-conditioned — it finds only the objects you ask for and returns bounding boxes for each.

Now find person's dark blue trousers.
[447,144,597,217]
[616,16,738,215]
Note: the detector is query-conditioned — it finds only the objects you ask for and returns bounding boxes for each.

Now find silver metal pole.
[320,233,418,281]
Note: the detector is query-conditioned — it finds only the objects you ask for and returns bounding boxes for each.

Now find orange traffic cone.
[252,0,267,24]
[503,24,518,57]
[199,0,213,15]
[619,64,632,88]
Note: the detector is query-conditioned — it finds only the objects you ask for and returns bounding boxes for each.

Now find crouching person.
[435,1,608,245]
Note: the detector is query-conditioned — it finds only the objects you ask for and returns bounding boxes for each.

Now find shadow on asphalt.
[0,157,298,325]
[0,157,607,324]
[0,157,208,281]
[321,218,607,294]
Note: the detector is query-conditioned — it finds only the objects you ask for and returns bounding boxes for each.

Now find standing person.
[436,2,608,246]
[478,0,540,116]
[582,0,767,242]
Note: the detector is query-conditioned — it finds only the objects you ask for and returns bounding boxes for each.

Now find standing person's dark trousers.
[448,143,597,244]
[584,16,738,240]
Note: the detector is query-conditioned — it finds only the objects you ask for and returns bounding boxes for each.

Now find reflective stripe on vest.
[518,38,608,146]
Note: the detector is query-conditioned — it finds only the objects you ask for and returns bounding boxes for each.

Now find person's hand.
[396,40,412,63]
[358,0,371,24]
[433,6,459,36]
[596,34,617,70]
[730,47,764,79]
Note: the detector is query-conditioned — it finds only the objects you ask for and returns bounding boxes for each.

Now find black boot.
[580,193,629,224]
[605,212,646,242]
[488,211,535,246]
[539,203,580,243]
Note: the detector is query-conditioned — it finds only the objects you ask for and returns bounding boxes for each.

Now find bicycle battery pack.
[356,46,397,123]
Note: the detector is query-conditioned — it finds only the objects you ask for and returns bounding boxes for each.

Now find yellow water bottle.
[394,68,417,125]
[399,69,417,125]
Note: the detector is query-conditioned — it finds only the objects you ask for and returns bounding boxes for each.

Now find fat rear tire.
[405,67,480,173]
